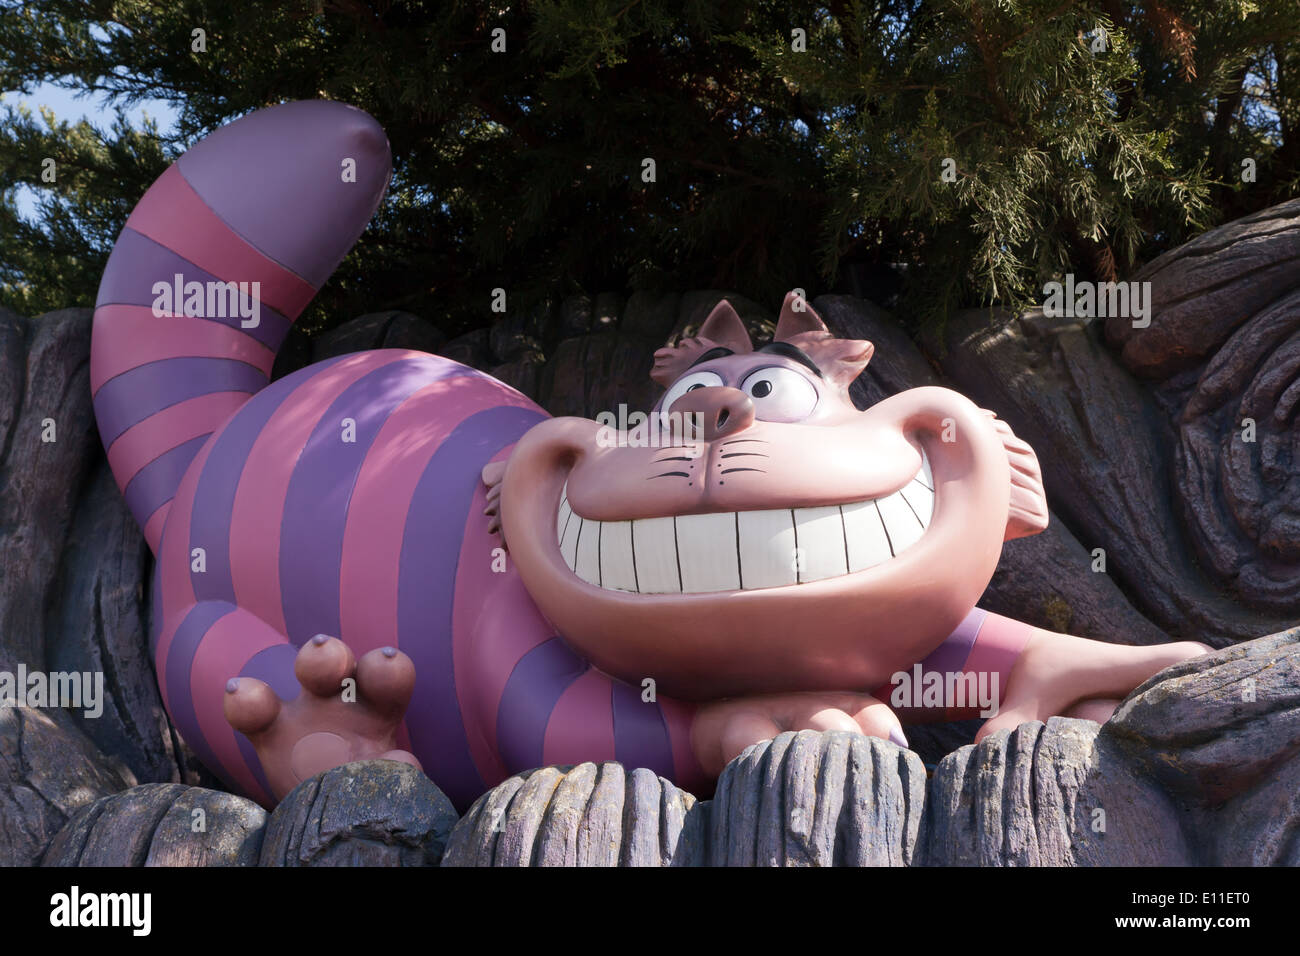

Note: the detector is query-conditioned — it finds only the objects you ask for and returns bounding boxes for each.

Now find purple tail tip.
[177,99,392,288]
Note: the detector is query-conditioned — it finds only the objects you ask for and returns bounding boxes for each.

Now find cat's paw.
[224,635,420,803]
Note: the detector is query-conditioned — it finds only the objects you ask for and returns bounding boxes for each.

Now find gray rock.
[44,461,200,785]
[0,706,133,866]
[708,730,925,866]
[918,718,1193,866]
[1105,627,1300,806]
[437,327,491,369]
[441,762,701,866]
[312,310,446,360]
[933,307,1288,645]
[538,332,661,419]
[260,760,458,866]
[1104,197,1300,380]
[41,782,266,866]
[0,309,99,670]
[559,294,594,338]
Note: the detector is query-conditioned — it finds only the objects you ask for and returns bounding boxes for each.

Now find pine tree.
[1,0,1297,334]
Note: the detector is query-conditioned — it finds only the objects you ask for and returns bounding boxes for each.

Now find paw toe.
[294,634,357,698]
[223,676,281,735]
[356,646,416,715]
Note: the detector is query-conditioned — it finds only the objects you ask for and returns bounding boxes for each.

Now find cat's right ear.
[651,299,752,387]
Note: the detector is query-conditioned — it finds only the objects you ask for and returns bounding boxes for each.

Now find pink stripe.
[106,391,248,488]
[336,378,534,651]
[91,304,275,395]
[142,502,169,555]
[154,437,219,709]
[189,609,281,803]
[126,165,317,318]
[954,611,1033,720]
[229,353,396,639]
[448,444,517,783]
[542,669,616,768]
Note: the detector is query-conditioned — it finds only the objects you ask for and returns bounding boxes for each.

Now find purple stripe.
[279,356,463,646]
[611,680,674,779]
[241,643,301,701]
[96,226,292,350]
[176,100,390,288]
[918,606,987,675]
[94,357,267,446]
[163,601,238,787]
[148,559,164,656]
[398,403,548,811]
[190,355,352,606]
[496,638,586,774]
[121,433,212,530]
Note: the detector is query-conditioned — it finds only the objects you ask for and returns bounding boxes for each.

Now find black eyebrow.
[758,341,824,378]
[687,346,735,369]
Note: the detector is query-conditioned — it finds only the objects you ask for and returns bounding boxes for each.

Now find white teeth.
[875,491,923,554]
[557,497,573,545]
[574,514,602,584]
[736,508,798,589]
[792,505,850,583]
[598,520,638,592]
[631,516,681,592]
[675,512,742,592]
[557,447,933,594]
[840,499,894,573]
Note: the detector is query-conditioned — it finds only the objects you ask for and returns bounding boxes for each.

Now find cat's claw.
[224,635,420,803]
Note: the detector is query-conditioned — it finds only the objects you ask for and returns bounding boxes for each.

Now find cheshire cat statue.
[90,100,1210,810]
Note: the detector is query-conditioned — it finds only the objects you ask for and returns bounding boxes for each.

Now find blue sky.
[3,80,180,220]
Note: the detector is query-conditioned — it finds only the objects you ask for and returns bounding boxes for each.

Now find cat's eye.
[739,366,818,422]
[661,369,725,411]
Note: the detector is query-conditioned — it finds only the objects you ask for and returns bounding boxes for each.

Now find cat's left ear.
[775,292,874,388]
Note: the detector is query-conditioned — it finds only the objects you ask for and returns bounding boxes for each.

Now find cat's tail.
[91,100,391,552]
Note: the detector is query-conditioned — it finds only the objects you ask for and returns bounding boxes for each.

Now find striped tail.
[92,100,392,552]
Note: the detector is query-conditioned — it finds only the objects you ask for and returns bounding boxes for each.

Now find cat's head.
[493,292,1045,699]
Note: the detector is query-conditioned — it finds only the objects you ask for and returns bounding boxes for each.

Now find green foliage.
[1,0,1298,334]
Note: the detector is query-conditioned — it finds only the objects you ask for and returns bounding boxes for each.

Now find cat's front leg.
[690,690,906,778]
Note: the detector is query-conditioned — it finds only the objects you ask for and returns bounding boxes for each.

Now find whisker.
[722,438,768,445]
[648,471,691,479]
[720,452,769,459]
[720,467,766,475]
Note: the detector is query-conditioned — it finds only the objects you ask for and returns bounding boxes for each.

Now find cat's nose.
[668,386,755,440]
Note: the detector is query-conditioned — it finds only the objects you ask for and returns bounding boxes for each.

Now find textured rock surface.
[0,706,134,866]
[442,762,702,866]
[1104,200,1300,615]
[41,782,266,866]
[707,730,925,866]
[45,461,203,785]
[260,760,458,866]
[934,307,1291,645]
[919,717,1193,866]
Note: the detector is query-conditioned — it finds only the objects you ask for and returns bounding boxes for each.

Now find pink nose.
[669,386,755,440]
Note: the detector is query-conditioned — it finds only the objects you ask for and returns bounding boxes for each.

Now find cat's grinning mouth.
[555,449,934,594]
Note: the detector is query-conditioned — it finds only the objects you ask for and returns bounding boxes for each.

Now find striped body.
[92,101,1028,811]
